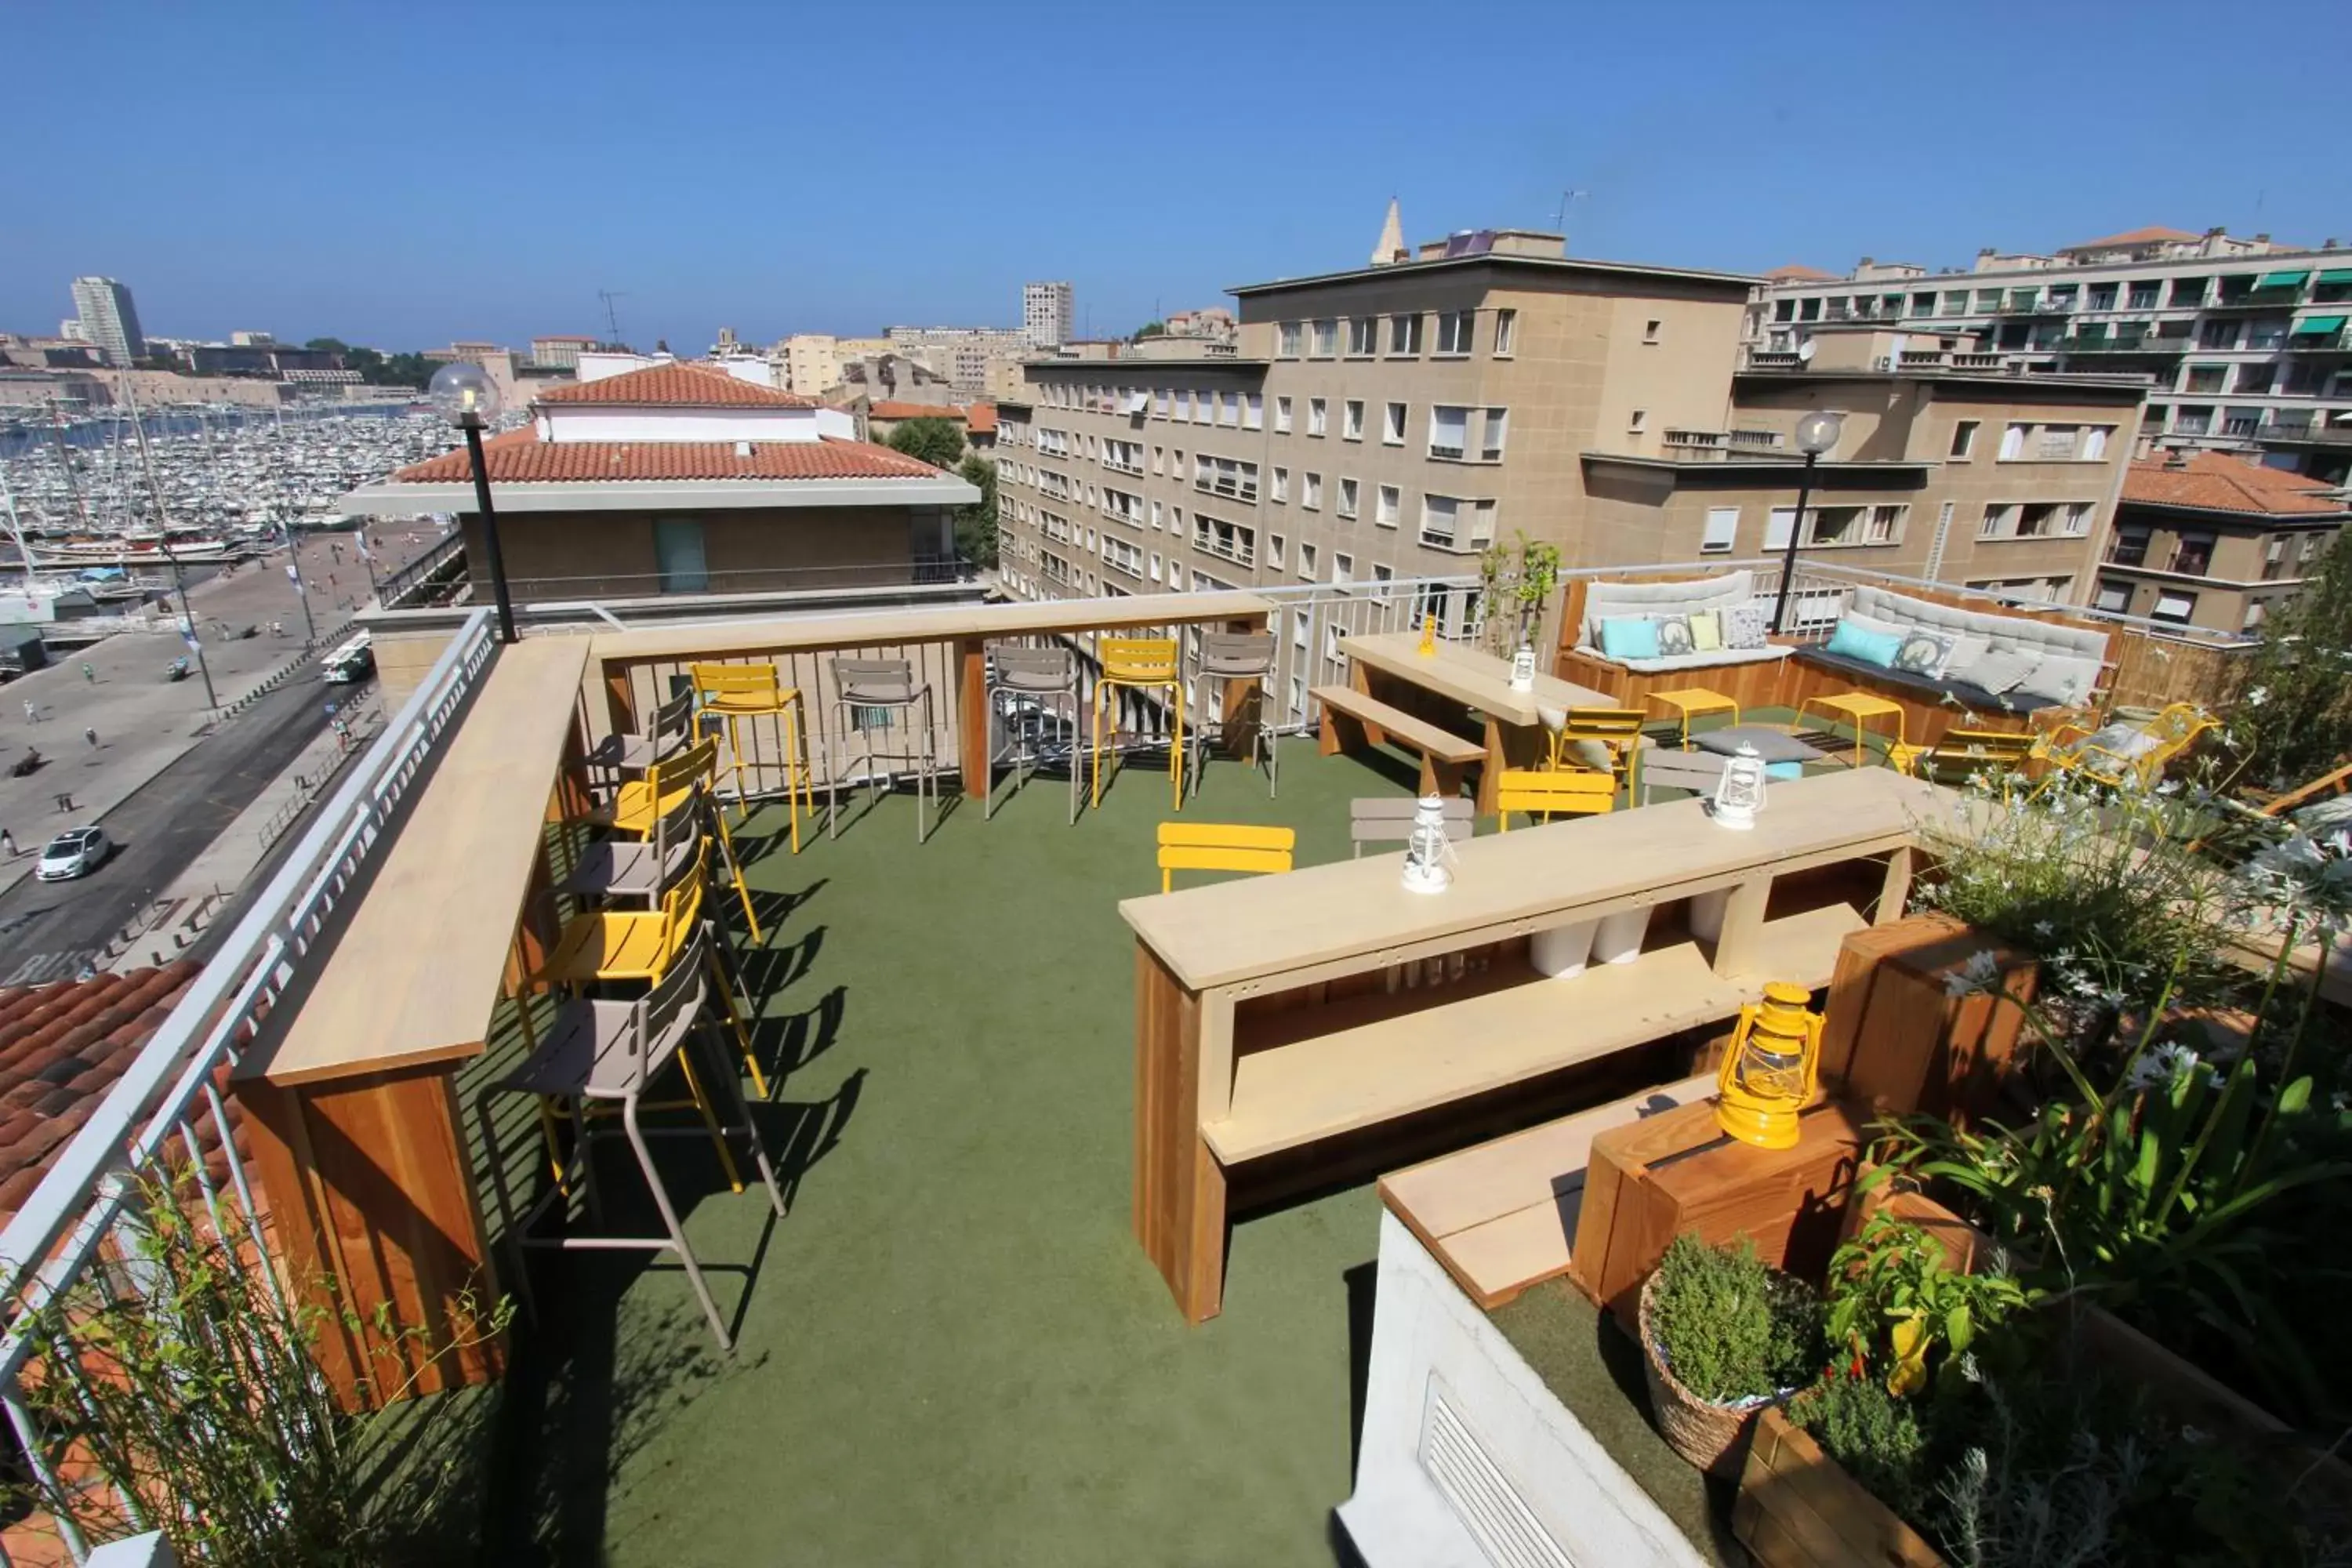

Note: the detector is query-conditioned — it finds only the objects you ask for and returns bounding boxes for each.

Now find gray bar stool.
[1189,631,1279,799]
[584,684,695,802]
[985,644,1082,823]
[828,656,938,842]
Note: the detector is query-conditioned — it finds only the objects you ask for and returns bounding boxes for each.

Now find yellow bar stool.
[689,662,814,854]
[575,737,760,942]
[1091,637,1185,811]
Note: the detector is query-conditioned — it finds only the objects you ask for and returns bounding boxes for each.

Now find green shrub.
[1647,1233,1820,1403]
[1790,1370,1929,1522]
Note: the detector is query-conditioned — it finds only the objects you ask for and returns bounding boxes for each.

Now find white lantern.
[1509,644,1537,691]
[1709,741,1768,830]
[1400,795,1457,895]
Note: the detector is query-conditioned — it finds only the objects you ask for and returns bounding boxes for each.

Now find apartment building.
[2092,451,2349,634]
[994,225,2141,615]
[996,228,1754,608]
[1748,227,2352,477]
[883,325,1029,397]
[67,276,143,367]
[1023,281,1073,350]
[780,333,894,397]
[529,334,598,371]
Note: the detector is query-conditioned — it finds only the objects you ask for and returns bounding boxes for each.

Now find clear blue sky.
[5,0,2342,354]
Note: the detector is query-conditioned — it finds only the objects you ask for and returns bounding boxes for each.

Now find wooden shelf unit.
[1122,768,1963,1323]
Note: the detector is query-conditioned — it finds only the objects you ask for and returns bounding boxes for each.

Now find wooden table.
[1120,767,1962,1323]
[1339,632,1611,815]
[232,635,592,1406]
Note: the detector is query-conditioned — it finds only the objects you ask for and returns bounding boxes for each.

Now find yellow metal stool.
[1091,637,1185,811]
[1798,691,1906,768]
[690,662,815,854]
[1647,688,1740,750]
[575,737,761,942]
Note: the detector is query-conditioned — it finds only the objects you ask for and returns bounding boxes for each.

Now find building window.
[653,517,708,593]
[1376,485,1400,528]
[1628,408,1647,432]
[2127,281,2161,310]
[1243,393,1263,430]
[1333,552,1354,585]
[1419,494,1497,551]
[1344,399,1365,441]
[1299,542,1318,582]
[1494,309,1517,356]
[1480,408,1508,461]
[1388,313,1424,356]
[2171,532,2216,576]
[1311,319,1338,358]
[1152,388,1169,419]
[2151,590,2198,624]
[1271,466,1289,503]
[2037,424,2079,460]
[1435,310,1475,354]
[1384,401,1407,445]
[2093,580,2132,614]
[1308,397,1327,437]
[1275,395,1293,434]
[1267,534,1285,572]
[1642,318,1662,344]
[1949,420,1979,459]
[1220,392,1240,427]
[1302,472,1323,510]
[1278,321,1302,358]
[1347,317,1377,356]
[2186,365,2227,394]
[1338,477,1359,519]
[1429,405,1469,459]
[2107,525,2150,567]
[1998,423,2027,461]
[1700,506,1740,554]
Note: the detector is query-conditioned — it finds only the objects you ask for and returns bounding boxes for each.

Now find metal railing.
[0,608,500,1565]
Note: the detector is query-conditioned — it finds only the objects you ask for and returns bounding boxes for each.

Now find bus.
[322,633,374,684]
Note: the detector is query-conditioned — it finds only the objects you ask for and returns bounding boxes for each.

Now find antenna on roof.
[1554,188,1589,249]
[598,289,628,350]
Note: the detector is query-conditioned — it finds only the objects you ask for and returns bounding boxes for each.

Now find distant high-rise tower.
[1022,281,1073,350]
[70,277,144,366]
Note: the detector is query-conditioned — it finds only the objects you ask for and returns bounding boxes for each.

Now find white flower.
[2125,1041,2203,1093]
[2246,687,2270,707]
[1944,949,2003,998]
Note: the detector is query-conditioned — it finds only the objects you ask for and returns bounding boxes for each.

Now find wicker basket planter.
[1635,1270,1788,1478]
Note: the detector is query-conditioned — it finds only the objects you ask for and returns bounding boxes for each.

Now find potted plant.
[1638,1232,1820,1475]
[1478,532,1563,692]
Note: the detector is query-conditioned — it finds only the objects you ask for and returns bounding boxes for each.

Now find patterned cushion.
[1654,615,1696,657]
[1890,630,1955,677]
[1723,603,1772,650]
[1965,648,2042,695]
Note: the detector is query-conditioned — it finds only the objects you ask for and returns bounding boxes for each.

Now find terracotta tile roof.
[1763,263,1838,282]
[0,964,214,1221]
[965,403,997,436]
[391,428,946,484]
[2123,452,2350,517]
[2060,226,2203,252]
[867,401,964,421]
[535,361,815,408]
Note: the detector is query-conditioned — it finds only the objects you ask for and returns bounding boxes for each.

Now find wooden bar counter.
[1118,767,1960,1323]
[232,636,591,1406]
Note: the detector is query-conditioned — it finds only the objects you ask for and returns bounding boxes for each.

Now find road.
[0,670,339,985]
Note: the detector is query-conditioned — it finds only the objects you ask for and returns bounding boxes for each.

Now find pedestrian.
[53,792,71,813]
[0,829,15,857]
[79,662,94,684]
[21,699,35,724]
[83,727,97,750]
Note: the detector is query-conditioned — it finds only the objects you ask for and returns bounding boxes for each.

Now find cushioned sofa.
[1798,584,2111,717]
[1570,569,1796,675]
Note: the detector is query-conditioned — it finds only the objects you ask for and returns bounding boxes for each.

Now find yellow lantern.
[1417,611,1438,657]
[1715,981,1823,1150]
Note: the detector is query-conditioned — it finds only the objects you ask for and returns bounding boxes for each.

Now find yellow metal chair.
[1155,822,1294,893]
[1894,727,2037,786]
[690,661,814,854]
[1541,705,1648,779]
[1495,768,1617,830]
[2035,702,2216,796]
[579,736,760,941]
[1093,637,1185,811]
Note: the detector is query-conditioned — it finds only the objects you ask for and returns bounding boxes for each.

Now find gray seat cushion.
[1694,726,1828,765]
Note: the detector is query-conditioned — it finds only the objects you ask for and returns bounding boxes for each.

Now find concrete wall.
[457,504,945,603]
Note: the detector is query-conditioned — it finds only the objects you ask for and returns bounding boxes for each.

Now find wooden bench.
[1314,683,1486,797]
[1378,1074,1715,1308]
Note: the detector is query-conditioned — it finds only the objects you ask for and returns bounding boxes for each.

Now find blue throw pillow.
[1599,615,1662,660]
[1825,618,1903,669]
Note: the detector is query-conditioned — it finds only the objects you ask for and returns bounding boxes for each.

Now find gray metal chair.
[984,643,1081,824]
[1189,631,1279,799]
[584,684,695,800]
[558,783,701,909]
[828,656,938,842]
[479,922,786,1352]
[1635,747,1728,806]
[1349,796,1472,857]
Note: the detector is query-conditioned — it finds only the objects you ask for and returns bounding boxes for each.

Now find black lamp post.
[428,362,517,644]
[1769,409,1847,635]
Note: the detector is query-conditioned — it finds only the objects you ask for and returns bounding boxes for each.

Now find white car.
[36,826,110,882]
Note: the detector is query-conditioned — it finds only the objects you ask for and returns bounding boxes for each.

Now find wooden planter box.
[1736,1404,1945,1568]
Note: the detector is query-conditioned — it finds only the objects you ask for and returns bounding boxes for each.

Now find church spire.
[1371,198,1406,267]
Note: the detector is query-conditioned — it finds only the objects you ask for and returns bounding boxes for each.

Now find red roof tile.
[1763,263,1838,282]
[391,429,946,485]
[2060,226,2203,252]
[965,403,997,436]
[2123,452,2350,517]
[867,401,964,421]
[0,964,205,1223]
[535,361,814,408]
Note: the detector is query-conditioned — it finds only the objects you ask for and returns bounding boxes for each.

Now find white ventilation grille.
[1420,1381,1577,1568]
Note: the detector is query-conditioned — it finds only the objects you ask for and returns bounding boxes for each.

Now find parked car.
[36,826,110,882]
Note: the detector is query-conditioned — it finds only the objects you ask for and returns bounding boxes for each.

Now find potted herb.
[1639,1232,1820,1475]
[1477,532,1563,692]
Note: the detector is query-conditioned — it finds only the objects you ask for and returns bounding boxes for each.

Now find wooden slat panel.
[1131,943,1225,1323]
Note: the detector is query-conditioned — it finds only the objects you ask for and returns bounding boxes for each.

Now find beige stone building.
[338,361,978,601]
[2094,451,2349,633]
[994,224,2147,613]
